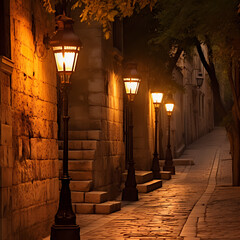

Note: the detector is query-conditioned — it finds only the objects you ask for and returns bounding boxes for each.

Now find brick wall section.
[0,1,58,239]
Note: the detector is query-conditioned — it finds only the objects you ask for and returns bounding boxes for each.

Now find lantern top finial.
[50,14,82,49]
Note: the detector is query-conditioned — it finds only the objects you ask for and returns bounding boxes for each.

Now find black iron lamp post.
[122,63,141,201]
[151,92,163,179]
[163,94,175,175]
[196,73,204,88]
[50,14,82,240]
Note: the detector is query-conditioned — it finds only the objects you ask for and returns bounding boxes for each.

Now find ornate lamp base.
[122,187,138,201]
[51,225,80,240]
[163,165,175,175]
[151,154,161,179]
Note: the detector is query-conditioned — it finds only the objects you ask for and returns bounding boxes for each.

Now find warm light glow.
[151,93,163,106]
[123,78,140,95]
[53,46,78,73]
[165,103,174,113]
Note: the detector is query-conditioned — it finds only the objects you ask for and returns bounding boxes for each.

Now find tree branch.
[195,38,227,121]
[167,47,183,73]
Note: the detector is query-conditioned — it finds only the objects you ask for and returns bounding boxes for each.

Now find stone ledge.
[137,179,162,193]
[159,159,194,166]
[95,201,121,214]
[0,56,14,75]
[85,191,108,203]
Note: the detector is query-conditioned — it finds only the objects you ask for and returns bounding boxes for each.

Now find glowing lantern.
[50,14,82,83]
[151,92,163,108]
[165,95,175,116]
[123,63,141,101]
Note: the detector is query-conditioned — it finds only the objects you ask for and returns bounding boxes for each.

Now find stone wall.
[0,1,59,239]
[133,74,154,170]
[67,17,125,196]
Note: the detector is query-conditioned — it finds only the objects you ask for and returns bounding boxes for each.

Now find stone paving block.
[59,150,95,160]
[123,171,153,184]
[59,140,97,150]
[68,130,88,140]
[82,150,95,159]
[137,179,162,193]
[85,191,108,203]
[71,191,84,203]
[159,159,194,166]
[70,180,93,192]
[87,130,101,140]
[69,170,93,181]
[160,171,172,180]
[75,203,95,214]
[59,160,93,171]
[95,201,121,214]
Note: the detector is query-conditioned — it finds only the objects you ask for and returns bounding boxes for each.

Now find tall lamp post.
[50,14,82,240]
[151,92,163,179]
[122,63,141,201]
[163,94,175,175]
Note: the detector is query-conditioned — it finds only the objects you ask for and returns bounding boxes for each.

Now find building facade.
[0,1,214,239]
[0,1,59,239]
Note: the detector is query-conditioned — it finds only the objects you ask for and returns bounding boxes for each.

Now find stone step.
[68,130,100,140]
[59,140,97,150]
[58,149,95,160]
[159,159,194,166]
[59,160,93,171]
[68,171,93,181]
[75,203,95,214]
[71,191,84,203]
[160,171,172,180]
[70,180,93,192]
[85,191,108,203]
[95,201,121,214]
[122,171,153,184]
[137,179,162,193]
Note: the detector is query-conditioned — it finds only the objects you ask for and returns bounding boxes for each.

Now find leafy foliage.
[41,0,157,38]
[123,7,184,93]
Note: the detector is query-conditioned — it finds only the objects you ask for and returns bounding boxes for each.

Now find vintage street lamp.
[122,63,141,201]
[196,72,204,88]
[151,92,163,179]
[163,94,175,175]
[50,14,82,240]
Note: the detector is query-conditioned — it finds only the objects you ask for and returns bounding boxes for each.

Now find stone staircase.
[122,171,163,193]
[58,130,121,214]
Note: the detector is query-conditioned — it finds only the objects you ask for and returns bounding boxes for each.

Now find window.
[0,0,11,58]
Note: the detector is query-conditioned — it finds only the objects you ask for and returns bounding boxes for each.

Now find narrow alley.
[74,128,240,240]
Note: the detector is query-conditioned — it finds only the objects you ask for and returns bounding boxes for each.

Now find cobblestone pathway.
[77,128,230,240]
[197,144,240,240]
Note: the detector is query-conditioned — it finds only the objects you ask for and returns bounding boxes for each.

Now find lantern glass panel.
[73,53,78,71]
[53,46,78,73]
[165,103,174,112]
[124,78,140,95]
[152,93,163,104]
[54,52,64,72]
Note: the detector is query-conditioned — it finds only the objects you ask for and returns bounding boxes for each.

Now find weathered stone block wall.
[91,29,124,195]
[0,1,59,239]
[67,17,125,196]
[0,57,14,240]
[133,72,154,171]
